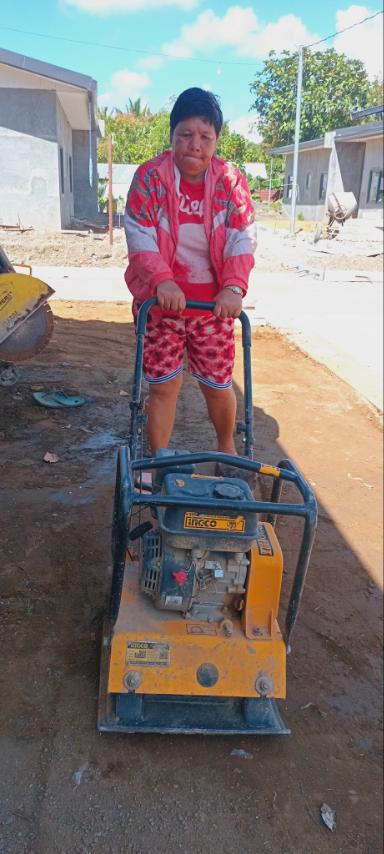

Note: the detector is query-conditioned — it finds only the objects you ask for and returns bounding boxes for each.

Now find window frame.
[68,155,73,194]
[59,147,65,194]
[367,169,383,204]
[319,173,328,201]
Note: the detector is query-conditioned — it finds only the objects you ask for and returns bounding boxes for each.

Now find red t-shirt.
[173,175,218,314]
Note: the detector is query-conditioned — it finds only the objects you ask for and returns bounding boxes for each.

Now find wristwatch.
[224,285,243,295]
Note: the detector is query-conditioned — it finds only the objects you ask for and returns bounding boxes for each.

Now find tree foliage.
[366,77,384,109]
[97,111,267,165]
[216,121,265,165]
[114,98,151,117]
[98,112,170,163]
[250,48,373,146]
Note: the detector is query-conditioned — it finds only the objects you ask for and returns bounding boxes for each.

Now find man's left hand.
[213,288,242,318]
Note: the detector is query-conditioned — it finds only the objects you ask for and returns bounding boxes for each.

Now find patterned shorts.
[142,312,235,388]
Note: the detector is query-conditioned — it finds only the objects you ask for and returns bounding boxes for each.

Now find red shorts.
[142,312,235,388]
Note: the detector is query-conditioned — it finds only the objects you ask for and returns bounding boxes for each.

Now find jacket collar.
[155,150,227,190]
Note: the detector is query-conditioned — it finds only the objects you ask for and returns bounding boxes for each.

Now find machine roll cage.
[111,298,317,648]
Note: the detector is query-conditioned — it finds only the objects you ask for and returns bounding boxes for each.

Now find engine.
[140,467,257,623]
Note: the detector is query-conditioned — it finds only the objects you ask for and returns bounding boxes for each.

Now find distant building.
[243,162,268,180]
[270,116,383,220]
[0,47,101,229]
[97,164,138,211]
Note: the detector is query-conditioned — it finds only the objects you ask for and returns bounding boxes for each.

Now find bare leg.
[198,382,237,453]
[147,373,183,454]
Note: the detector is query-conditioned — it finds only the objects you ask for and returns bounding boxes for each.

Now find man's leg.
[147,373,183,454]
[198,382,237,454]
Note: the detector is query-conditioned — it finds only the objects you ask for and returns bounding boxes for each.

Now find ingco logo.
[184,512,245,533]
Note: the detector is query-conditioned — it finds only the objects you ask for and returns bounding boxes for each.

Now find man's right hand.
[156,280,186,313]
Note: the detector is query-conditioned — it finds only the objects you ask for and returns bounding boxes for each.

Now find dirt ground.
[1,211,382,275]
[0,298,382,854]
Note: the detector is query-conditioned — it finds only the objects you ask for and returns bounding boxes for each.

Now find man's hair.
[170,88,223,137]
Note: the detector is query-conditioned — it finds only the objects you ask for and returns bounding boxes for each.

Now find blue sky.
[1,1,382,140]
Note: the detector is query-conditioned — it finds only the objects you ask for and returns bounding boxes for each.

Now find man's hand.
[213,288,242,318]
[156,280,186,313]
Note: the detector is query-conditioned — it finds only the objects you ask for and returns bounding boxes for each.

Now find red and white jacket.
[124,150,257,303]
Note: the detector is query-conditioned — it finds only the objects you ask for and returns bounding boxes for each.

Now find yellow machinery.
[0,246,54,362]
[98,299,317,735]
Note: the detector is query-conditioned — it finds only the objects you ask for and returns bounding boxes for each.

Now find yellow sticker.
[184,512,245,532]
[126,641,170,667]
[255,524,274,557]
[259,464,281,478]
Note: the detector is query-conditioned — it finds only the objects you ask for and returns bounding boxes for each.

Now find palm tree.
[97,105,111,119]
[113,98,151,117]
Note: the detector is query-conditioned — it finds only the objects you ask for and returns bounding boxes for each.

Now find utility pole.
[289,45,304,237]
[268,158,273,207]
[108,134,113,246]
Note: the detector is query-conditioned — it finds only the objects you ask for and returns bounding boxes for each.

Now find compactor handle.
[130,297,254,460]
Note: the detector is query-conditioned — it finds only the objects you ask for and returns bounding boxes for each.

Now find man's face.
[171,117,218,183]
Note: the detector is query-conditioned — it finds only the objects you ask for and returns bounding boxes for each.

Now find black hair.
[170,87,223,138]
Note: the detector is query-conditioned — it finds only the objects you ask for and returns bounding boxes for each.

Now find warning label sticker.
[184,512,245,532]
[125,641,170,666]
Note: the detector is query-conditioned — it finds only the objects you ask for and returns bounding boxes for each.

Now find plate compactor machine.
[98,299,317,735]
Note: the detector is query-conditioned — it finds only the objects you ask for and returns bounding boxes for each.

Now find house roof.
[269,120,384,155]
[0,46,98,131]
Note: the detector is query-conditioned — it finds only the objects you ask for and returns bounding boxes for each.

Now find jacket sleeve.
[124,166,174,293]
[222,169,257,295]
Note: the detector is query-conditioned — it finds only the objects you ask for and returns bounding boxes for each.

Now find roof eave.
[0,46,97,95]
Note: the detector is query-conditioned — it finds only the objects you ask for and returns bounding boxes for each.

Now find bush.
[297,212,305,221]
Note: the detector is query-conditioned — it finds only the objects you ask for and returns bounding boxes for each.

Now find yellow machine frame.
[108,526,285,700]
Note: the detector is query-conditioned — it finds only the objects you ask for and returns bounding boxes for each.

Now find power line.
[0,11,382,68]
[1,25,250,66]
[305,10,383,49]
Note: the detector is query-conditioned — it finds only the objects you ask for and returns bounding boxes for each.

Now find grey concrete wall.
[332,141,365,215]
[0,88,61,228]
[281,150,330,221]
[0,88,56,139]
[358,138,383,218]
[72,129,98,221]
[56,98,74,227]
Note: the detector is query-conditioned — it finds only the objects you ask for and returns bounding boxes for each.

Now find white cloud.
[98,70,150,110]
[137,54,165,71]
[163,7,320,60]
[333,5,383,79]
[63,0,196,12]
[159,4,382,81]
[229,115,262,144]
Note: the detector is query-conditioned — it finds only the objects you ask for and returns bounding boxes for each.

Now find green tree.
[97,110,266,167]
[114,97,151,117]
[216,122,266,166]
[98,111,170,163]
[250,48,372,146]
[367,77,384,109]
